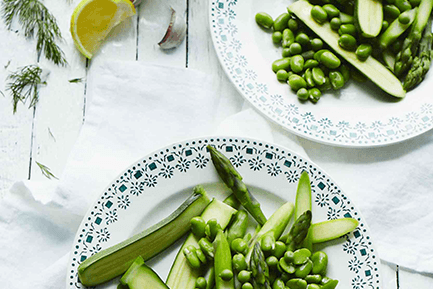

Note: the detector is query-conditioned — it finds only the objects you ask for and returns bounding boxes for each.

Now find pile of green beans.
[256,10,350,103]
[186,210,339,289]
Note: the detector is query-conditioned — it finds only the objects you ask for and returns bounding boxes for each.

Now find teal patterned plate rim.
[209,0,433,148]
[67,136,381,289]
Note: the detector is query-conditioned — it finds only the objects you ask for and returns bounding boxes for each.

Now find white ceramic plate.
[209,0,433,147]
[67,137,381,289]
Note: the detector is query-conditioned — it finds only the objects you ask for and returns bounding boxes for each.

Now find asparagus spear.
[285,210,312,252]
[250,242,269,287]
[394,0,433,76]
[208,145,267,226]
[403,17,433,90]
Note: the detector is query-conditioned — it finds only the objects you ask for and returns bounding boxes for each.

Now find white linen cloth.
[1,60,433,289]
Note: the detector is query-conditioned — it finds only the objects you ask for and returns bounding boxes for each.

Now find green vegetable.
[250,242,269,286]
[120,256,168,289]
[167,198,237,289]
[289,18,300,31]
[289,0,406,98]
[273,278,286,289]
[310,38,324,51]
[223,194,241,209]
[311,251,328,275]
[356,44,373,61]
[308,88,322,103]
[330,17,342,30]
[265,255,279,268]
[78,186,211,286]
[290,42,303,55]
[291,55,305,73]
[295,171,312,220]
[242,282,254,289]
[214,229,235,289]
[272,31,283,44]
[255,12,274,29]
[339,12,354,24]
[282,28,296,48]
[296,32,311,46]
[297,87,310,100]
[206,219,222,241]
[273,13,291,31]
[295,259,313,278]
[286,278,308,289]
[183,246,202,269]
[289,74,308,91]
[311,5,328,24]
[329,70,345,89]
[285,210,312,251]
[272,241,286,258]
[304,68,316,87]
[384,4,401,19]
[276,70,289,81]
[208,145,267,226]
[191,216,207,238]
[199,237,215,259]
[396,0,413,11]
[272,58,291,73]
[321,278,339,289]
[378,7,417,50]
[238,270,252,283]
[322,4,340,19]
[232,253,248,272]
[338,34,357,51]
[196,277,207,289]
[231,238,248,254]
[338,24,357,37]
[206,267,216,289]
[304,59,319,69]
[279,257,296,274]
[310,218,359,243]
[305,274,323,284]
[320,51,341,69]
[355,0,383,37]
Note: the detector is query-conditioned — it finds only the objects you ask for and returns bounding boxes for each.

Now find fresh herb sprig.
[6,65,46,113]
[1,0,67,66]
[36,161,58,179]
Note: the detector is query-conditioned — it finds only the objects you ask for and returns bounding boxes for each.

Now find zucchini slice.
[289,0,406,98]
[355,0,383,38]
[166,198,237,289]
[77,186,211,286]
[120,256,169,289]
[310,218,359,243]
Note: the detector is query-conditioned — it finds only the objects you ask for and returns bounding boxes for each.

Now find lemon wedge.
[70,0,136,59]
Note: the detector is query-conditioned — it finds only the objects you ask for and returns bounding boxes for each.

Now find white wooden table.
[0,0,432,288]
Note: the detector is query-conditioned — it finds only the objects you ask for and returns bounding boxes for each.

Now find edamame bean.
[232,253,248,272]
[272,241,287,258]
[310,38,323,51]
[183,246,201,269]
[338,64,351,83]
[311,251,328,275]
[205,219,221,241]
[290,55,304,73]
[330,17,341,30]
[231,238,247,254]
[277,69,289,82]
[238,270,252,283]
[320,51,341,69]
[296,32,310,47]
[293,248,311,265]
[304,68,316,88]
[306,284,321,289]
[195,247,207,264]
[301,50,315,60]
[305,274,322,284]
[190,217,206,238]
[199,237,215,259]
[295,259,313,278]
[339,12,354,24]
[304,59,319,69]
[279,256,296,274]
[266,256,279,268]
[314,49,329,61]
[274,13,291,31]
[290,43,303,55]
[288,74,307,91]
[338,24,357,36]
[338,34,357,51]
[272,58,291,73]
[384,5,401,19]
[311,67,325,85]
[322,4,340,18]
[196,277,207,289]
[311,5,328,24]
[273,278,286,289]
[318,76,332,91]
[219,269,234,281]
[297,88,309,100]
[321,278,339,289]
[309,88,322,103]
[395,0,412,11]
[261,233,276,252]
[284,250,295,263]
[242,282,253,289]
[272,31,283,44]
[286,278,308,289]
[282,47,291,57]
[282,28,295,48]
[398,12,411,24]
[288,18,299,31]
[356,44,372,61]
[226,210,249,244]
[255,12,274,29]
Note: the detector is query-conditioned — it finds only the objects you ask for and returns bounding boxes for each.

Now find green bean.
[295,32,310,47]
[282,28,296,48]
[293,248,311,265]
[288,74,307,91]
[282,48,291,57]
[273,278,286,289]
[286,278,308,289]
[309,88,322,103]
[330,17,341,30]
[255,12,274,29]
[295,259,313,278]
[199,237,215,259]
[355,44,372,61]
[226,210,249,244]
[241,282,253,289]
[304,59,319,69]
[338,34,357,51]
[288,18,299,31]
[205,219,221,241]
[220,269,234,281]
[322,4,340,18]
[232,253,248,272]
[338,24,357,36]
[238,270,252,283]
[304,68,316,88]
[196,277,207,289]
[297,87,309,100]
[273,13,291,31]
[290,55,305,73]
[384,5,401,19]
[272,241,287,258]
[312,67,326,85]
[290,43,303,55]
[272,31,283,44]
[311,251,328,275]
[305,274,322,284]
[191,216,206,238]
[311,5,328,24]
[320,51,341,69]
[183,246,202,269]
[272,58,291,73]
[310,38,323,51]
[395,0,412,11]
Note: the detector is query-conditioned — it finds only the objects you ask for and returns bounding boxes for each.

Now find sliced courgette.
[355,0,383,38]
[120,256,169,289]
[289,0,406,98]
[166,198,237,289]
[77,186,211,286]
[310,218,359,243]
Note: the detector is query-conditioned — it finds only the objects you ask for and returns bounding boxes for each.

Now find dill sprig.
[1,0,67,66]
[6,65,46,113]
[36,161,58,179]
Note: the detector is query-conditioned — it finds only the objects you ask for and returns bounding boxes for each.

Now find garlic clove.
[158,7,186,50]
